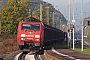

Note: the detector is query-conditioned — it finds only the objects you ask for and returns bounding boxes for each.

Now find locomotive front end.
[17,22,43,50]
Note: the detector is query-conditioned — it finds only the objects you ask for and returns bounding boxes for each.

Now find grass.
[53,43,70,49]
[71,45,90,55]
[45,43,70,50]
[49,43,90,55]
[73,47,90,55]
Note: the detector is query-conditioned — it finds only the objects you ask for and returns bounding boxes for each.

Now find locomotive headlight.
[35,39,39,41]
[35,35,40,38]
[21,38,25,40]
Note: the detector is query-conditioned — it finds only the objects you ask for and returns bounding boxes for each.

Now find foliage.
[0,34,18,54]
[0,39,18,54]
[0,0,29,34]
[32,3,54,25]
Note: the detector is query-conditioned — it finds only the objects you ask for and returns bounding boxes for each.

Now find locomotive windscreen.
[22,24,40,30]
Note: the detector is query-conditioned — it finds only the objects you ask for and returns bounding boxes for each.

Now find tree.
[0,0,29,34]
[32,3,54,25]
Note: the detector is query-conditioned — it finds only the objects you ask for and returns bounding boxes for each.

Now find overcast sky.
[43,0,90,19]
[43,0,90,31]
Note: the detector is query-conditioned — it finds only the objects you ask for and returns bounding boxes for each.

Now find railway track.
[14,51,36,60]
[18,52,29,60]
[14,43,90,60]
[14,50,44,60]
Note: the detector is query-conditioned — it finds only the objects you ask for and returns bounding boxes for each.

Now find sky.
[43,0,90,31]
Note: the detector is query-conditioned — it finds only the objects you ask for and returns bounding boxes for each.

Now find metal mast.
[52,8,55,27]
[40,0,43,21]
[72,0,75,50]
[68,0,71,46]
[81,0,84,51]
[46,7,49,25]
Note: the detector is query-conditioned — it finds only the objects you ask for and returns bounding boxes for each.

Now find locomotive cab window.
[22,24,40,30]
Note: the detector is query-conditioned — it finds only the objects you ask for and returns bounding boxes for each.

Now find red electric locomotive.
[17,17,65,51]
[17,19,44,51]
